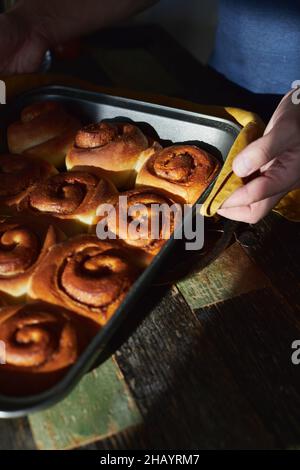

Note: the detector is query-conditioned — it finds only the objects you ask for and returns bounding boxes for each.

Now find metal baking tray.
[0,86,241,418]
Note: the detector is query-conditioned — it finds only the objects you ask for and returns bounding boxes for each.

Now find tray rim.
[3,84,242,139]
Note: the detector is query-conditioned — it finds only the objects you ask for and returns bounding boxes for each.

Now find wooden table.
[1,25,299,450]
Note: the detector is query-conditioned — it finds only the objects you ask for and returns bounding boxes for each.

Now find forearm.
[9,0,158,45]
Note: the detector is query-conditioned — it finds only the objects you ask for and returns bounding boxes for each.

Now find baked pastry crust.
[0,215,65,297]
[66,121,153,188]
[29,235,140,325]
[0,153,57,211]
[136,144,221,205]
[21,166,118,226]
[0,301,98,396]
[97,186,182,265]
[8,101,80,168]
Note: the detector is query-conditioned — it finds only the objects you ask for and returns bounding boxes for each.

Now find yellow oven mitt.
[2,73,300,222]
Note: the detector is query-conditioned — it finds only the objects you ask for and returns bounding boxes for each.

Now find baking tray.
[0,86,241,418]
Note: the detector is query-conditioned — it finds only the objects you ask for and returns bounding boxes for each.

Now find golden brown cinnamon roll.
[0,301,98,396]
[0,215,65,297]
[0,154,57,211]
[21,167,118,226]
[66,121,155,188]
[29,235,140,325]
[96,187,182,265]
[7,101,80,168]
[136,145,221,205]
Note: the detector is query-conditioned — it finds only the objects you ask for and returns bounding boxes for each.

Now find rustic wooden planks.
[177,242,269,309]
[0,418,35,450]
[115,286,276,449]
[240,215,300,313]
[193,289,300,448]
[29,358,141,450]
[110,212,299,450]
[168,213,300,449]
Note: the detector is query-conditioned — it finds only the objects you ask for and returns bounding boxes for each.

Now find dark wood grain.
[0,418,35,450]
[109,286,275,449]
[238,214,300,314]
[193,289,300,449]
[102,213,299,450]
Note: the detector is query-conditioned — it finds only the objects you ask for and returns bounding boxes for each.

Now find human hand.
[218,90,300,223]
[0,0,157,75]
[0,13,48,74]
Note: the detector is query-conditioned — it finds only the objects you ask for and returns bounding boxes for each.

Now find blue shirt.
[210,0,300,94]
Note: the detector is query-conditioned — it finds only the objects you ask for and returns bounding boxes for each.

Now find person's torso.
[210,0,300,94]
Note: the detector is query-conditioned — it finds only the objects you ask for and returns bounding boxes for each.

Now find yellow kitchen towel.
[200,108,300,221]
[200,110,266,217]
[2,73,299,221]
[272,190,300,222]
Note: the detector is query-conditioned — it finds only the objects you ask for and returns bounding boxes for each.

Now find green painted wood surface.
[177,242,269,310]
[29,357,142,450]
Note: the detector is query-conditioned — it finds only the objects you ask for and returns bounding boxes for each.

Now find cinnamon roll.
[66,121,155,188]
[0,153,57,211]
[0,302,98,396]
[0,215,65,297]
[21,167,118,226]
[96,187,182,265]
[136,145,221,205]
[29,235,140,325]
[8,101,80,168]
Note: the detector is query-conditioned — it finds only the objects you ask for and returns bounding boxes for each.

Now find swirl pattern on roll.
[0,302,79,372]
[98,187,182,263]
[0,154,56,210]
[23,168,118,225]
[66,121,151,188]
[29,235,140,325]
[0,215,64,297]
[7,101,80,168]
[136,144,221,204]
[0,300,101,396]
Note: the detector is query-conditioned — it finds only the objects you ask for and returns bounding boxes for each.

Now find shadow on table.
[94,214,300,450]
